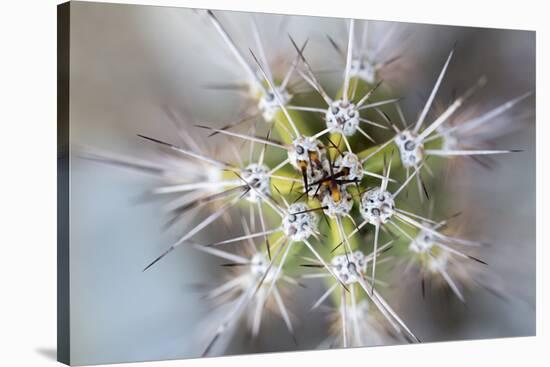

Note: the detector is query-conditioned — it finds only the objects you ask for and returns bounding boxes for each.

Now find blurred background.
[68,1,535,365]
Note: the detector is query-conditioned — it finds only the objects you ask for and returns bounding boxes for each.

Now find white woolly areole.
[325,100,360,136]
[242,163,271,203]
[249,252,275,282]
[282,203,318,242]
[441,131,459,151]
[350,58,377,84]
[353,299,370,315]
[427,251,450,273]
[331,251,368,285]
[306,158,332,198]
[257,87,292,122]
[394,130,424,168]
[205,166,224,193]
[409,228,435,254]
[322,190,354,218]
[408,224,450,273]
[341,300,371,327]
[360,187,395,225]
[288,136,326,170]
[335,152,364,183]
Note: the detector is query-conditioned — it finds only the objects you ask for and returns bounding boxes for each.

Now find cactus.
[82,8,533,357]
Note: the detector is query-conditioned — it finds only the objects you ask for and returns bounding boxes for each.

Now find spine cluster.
[87,10,532,356]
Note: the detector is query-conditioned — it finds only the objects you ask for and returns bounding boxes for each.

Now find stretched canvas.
[57,1,536,365]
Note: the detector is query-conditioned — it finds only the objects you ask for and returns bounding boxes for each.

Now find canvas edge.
[57,1,71,365]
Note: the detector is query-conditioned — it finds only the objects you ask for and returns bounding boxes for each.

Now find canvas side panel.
[57,2,71,365]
